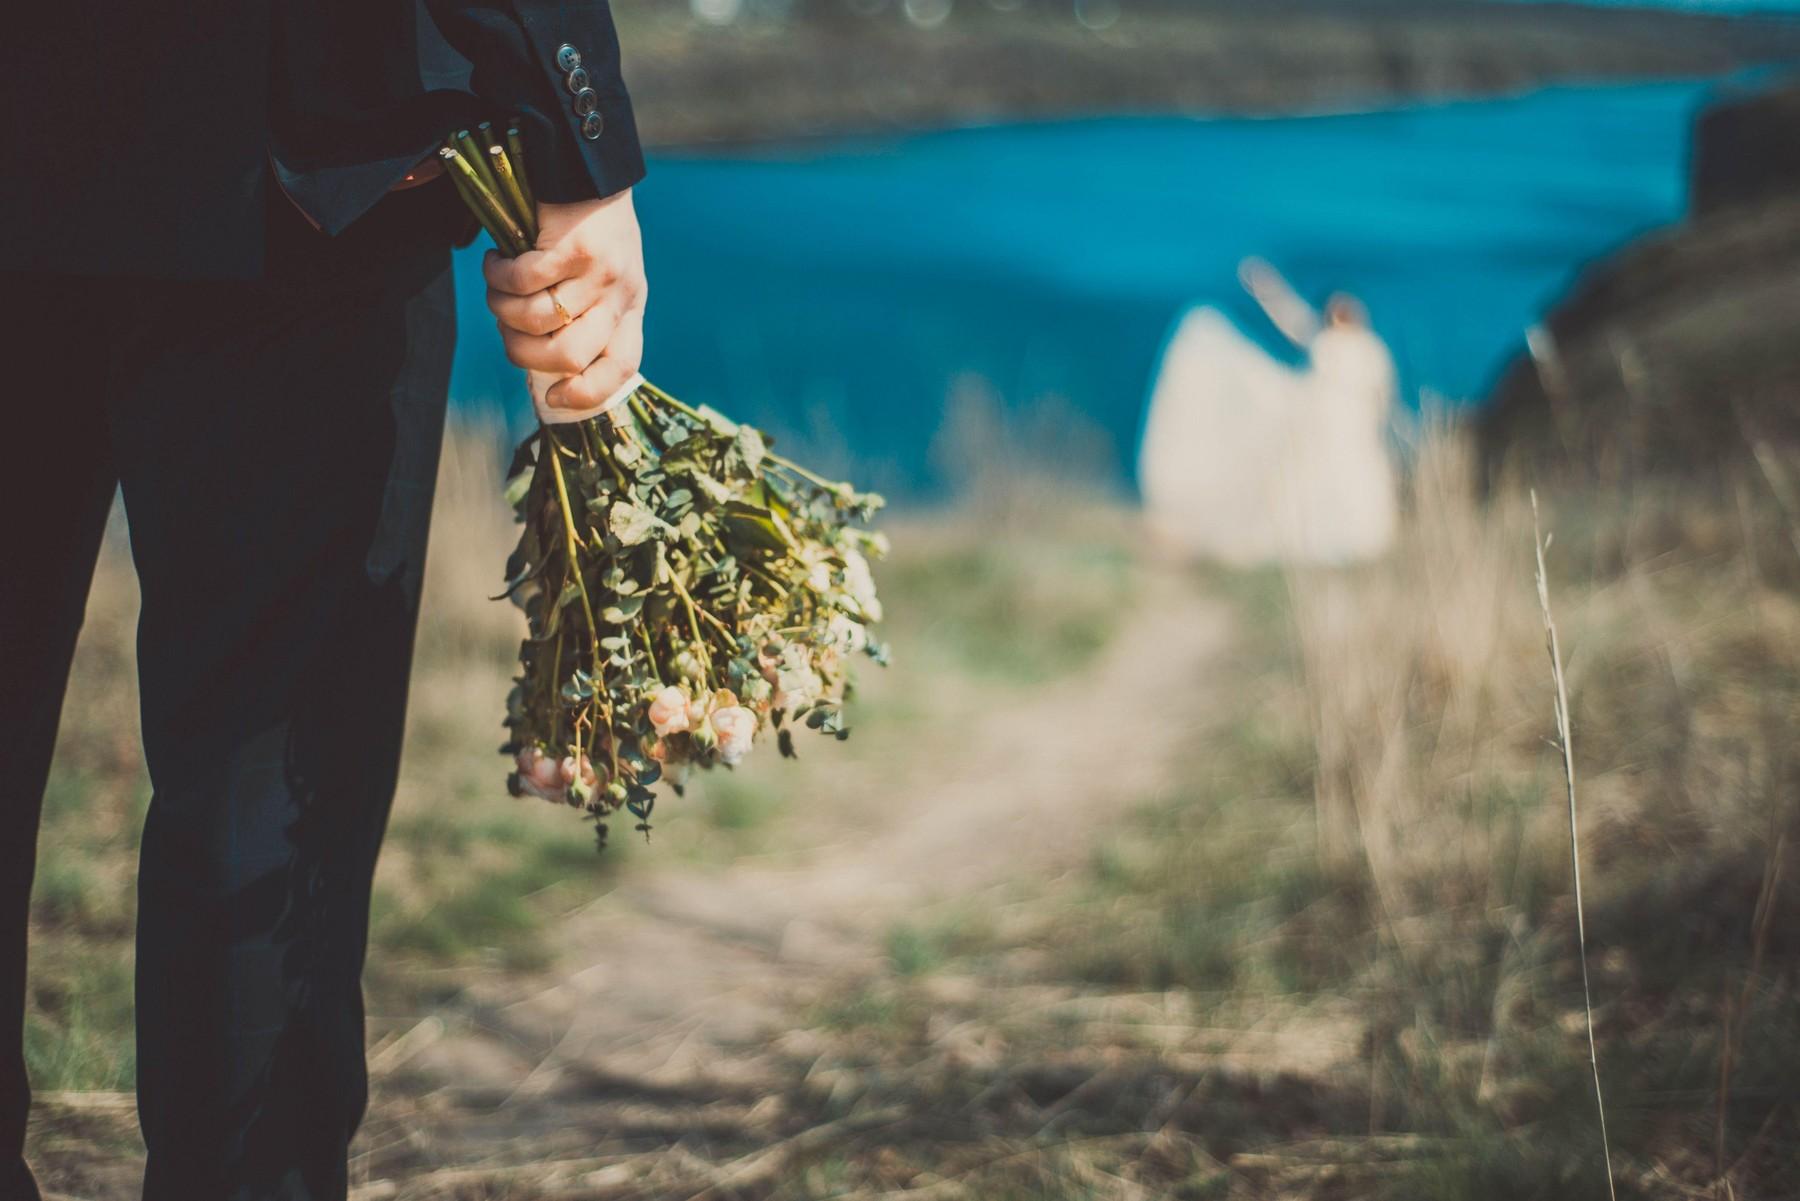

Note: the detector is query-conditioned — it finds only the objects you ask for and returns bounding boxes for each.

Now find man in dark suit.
[0,3,650,1197]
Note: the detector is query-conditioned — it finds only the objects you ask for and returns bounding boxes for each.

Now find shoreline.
[616,0,1800,147]
[636,69,1768,158]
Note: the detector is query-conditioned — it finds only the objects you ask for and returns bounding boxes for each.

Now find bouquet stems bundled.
[442,124,889,848]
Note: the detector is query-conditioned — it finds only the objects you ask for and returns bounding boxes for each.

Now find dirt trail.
[348,566,1238,1191]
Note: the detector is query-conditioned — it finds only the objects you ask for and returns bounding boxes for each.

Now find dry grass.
[932,418,1800,1199]
[22,415,1798,1200]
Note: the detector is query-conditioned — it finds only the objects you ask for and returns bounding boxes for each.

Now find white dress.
[1138,306,1398,567]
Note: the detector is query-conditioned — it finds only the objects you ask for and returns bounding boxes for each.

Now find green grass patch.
[24,943,137,1091]
[879,533,1137,685]
[374,807,621,969]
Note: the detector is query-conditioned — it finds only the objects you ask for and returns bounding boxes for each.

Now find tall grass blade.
[1531,489,1618,1201]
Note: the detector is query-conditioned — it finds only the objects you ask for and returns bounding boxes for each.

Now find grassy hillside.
[22,420,1799,1199]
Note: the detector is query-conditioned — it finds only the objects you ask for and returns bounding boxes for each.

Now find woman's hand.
[482,188,647,414]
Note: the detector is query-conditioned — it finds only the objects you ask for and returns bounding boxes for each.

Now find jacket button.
[565,67,590,94]
[581,111,605,140]
[556,44,582,73]
[572,87,599,116]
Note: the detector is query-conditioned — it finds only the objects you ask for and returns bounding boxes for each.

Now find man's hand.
[483,189,647,414]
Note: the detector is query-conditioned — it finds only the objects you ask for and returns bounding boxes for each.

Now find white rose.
[827,613,868,653]
[771,643,824,711]
[843,548,883,622]
[708,705,758,766]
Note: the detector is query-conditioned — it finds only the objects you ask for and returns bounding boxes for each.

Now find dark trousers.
[1,180,465,1200]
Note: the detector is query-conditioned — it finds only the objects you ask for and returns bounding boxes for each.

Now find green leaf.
[490,553,547,602]
[689,471,733,506]
[503,470,533,510]
[601,594,645,624]
[730,426,766,476]
[609,500,665,547]
[722,500,794,553]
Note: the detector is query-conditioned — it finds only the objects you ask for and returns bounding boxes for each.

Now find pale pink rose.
[515,747,567,803]
[709,705,757,766]
[647,685,691,736]
[559,754,599,790]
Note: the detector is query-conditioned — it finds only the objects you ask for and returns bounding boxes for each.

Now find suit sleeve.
[423,0,646,204]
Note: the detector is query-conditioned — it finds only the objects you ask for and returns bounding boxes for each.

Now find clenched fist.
[482,188,647,416]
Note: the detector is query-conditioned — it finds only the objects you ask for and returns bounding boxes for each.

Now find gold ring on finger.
[548,285,574,328]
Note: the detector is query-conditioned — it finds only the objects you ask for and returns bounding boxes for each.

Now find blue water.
[1509,0,1799,9]
[449,76,1746,493]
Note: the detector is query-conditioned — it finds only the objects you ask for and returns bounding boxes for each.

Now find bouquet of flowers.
[440,124,888,848]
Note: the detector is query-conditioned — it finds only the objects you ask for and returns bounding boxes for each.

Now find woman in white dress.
[1137,258,1399,567]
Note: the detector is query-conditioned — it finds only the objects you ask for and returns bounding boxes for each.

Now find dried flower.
[468,124,887,848]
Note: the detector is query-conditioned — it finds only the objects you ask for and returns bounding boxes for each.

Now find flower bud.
[560,754,599,790]
[690,718,718,754]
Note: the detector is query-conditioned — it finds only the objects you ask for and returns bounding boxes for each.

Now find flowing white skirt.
[1137,308,1398,567]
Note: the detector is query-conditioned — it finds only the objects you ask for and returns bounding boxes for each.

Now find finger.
[485,272,604,337]
[482,243,580,296]
[498,289,627,376]
[545,308,645,413]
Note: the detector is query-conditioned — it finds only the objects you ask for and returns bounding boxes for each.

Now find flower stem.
[637,379,849,494]
[546,425,613,766]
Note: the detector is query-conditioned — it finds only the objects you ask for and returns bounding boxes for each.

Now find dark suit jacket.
[2,0,645,279]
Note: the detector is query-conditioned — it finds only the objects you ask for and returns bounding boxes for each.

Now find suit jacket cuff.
[512,3,646,204]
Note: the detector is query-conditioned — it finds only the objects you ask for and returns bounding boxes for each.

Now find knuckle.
[488,260,524,293]
[503,329,550,370]
[552,341,588,376]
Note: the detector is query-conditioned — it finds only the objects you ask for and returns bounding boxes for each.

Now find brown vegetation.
[24,419,1798,1199]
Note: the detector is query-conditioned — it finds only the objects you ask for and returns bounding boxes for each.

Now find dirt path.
[350,566,1240,1195]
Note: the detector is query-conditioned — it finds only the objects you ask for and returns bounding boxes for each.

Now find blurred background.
[26,1,1800,1197]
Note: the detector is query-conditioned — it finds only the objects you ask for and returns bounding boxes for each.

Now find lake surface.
[449,75,1747,493]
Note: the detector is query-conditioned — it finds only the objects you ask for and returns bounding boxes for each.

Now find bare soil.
[328,565,1268,1198]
